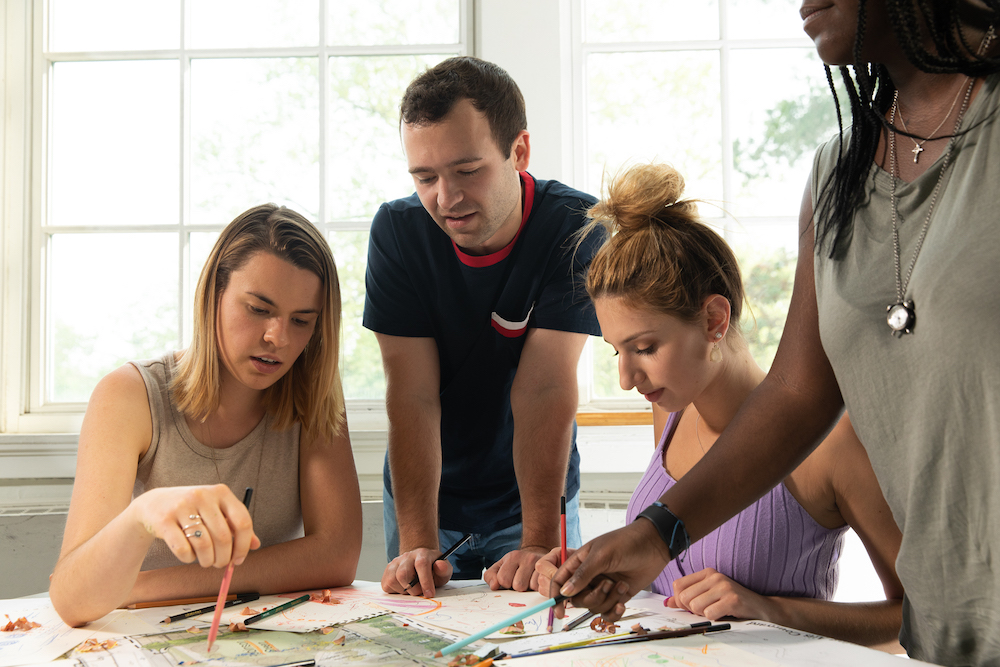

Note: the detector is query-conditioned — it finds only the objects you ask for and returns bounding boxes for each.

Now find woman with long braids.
[541,2,1000,665]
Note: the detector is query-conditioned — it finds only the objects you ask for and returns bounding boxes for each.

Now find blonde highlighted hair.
[171,204,345,440]
[581,163,745,332]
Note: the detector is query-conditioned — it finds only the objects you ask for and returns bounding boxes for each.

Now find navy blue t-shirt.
[363,173,603,533]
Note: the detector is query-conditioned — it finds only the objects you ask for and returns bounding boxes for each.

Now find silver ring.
[189,514,202,521]
[185,530,203,538]
[182,521,202,530]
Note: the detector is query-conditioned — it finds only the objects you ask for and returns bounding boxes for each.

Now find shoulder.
[529,176,598,225]
[374,193,429,228]
[80,362,154,456]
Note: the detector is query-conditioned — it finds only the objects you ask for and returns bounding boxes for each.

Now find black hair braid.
[814,0,1000,258]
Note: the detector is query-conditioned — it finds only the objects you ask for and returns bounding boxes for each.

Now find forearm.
[664,374,842,543]
[512,390,575,550]
[760,596,902,648]
[130,531,358,604]
[386,402,442,551]
[50,504,156,626]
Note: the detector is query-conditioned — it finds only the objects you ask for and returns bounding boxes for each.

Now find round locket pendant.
[886,300,916,337]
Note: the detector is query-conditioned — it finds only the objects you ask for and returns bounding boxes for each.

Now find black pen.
[160,593,260,624]
[406,533,473,591]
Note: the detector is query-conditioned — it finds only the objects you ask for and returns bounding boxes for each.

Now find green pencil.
[243,594,311,625]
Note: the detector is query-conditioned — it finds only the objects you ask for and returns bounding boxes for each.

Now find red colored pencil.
[206,487,253,652]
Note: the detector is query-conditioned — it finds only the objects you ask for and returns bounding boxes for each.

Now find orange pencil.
[126,594,234,609]
[206,487,253,652]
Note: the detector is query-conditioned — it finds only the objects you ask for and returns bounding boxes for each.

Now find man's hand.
[381,547,453,598]
[544,520,672,621]
[484,546,551,591]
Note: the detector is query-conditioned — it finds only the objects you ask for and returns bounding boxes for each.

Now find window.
[2,0,839,439]
[574,0,841,409]
[6,0,469,434]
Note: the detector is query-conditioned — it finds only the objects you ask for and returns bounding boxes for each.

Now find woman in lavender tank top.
[538,163,903,648]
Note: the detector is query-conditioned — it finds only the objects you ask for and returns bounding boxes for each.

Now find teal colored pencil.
[434,595,567,657]
[243,594,310,625]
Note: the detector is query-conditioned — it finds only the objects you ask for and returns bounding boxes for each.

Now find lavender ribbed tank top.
[626,411,847,599]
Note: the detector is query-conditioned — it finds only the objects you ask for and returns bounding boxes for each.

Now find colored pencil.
[547,496,567,633]
[127,594,234,609]
[161,593,260,624]
[406,533,473,591]
[433,595,567,657]
[243,593,311,625]
[505,622,731,658]
[563,608,597,631]
[206,487,254,652]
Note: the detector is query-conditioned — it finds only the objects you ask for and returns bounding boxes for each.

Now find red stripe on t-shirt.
[454,172,535,268]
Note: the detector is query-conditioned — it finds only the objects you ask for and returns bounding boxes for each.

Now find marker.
[243,594,311,625]
[434,595,567,658]
[206,487,254,652]
[406,533,473,591]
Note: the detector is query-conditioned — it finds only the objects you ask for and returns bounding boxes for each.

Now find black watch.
[635,501,689,559]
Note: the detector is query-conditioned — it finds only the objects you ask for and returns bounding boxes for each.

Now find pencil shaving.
[1,616,42,632]
[498,620,525,635]
[76,638,118,652]
[240,606,261,615]
[228,621,249,632]
[310,589,340,604]
[186,627,203,634]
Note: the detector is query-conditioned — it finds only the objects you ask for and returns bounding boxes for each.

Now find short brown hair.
[581,163,745,333]
[400,56,527,156]
[171,204,345,440]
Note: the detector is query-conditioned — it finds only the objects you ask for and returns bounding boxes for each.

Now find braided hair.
[814,0,1000,258]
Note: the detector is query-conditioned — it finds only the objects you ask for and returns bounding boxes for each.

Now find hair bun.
[590,163,691,234]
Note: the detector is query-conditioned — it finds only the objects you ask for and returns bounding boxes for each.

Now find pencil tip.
[433,651,442,658]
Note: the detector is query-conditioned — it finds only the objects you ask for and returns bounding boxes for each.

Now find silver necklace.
[885,25,994,337]
[886,82,973,337]
[895,78,967,163]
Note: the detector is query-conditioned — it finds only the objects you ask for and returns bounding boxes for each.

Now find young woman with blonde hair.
[538,163,903,648]
[50,204,362,626]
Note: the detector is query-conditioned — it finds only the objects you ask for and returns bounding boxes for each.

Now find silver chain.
[888,25,995,303]
[889,82,973,302]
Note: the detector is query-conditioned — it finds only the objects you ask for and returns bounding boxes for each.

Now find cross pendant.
[911,144,923,163]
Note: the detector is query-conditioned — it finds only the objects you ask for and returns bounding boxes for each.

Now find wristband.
[635,501,690,561]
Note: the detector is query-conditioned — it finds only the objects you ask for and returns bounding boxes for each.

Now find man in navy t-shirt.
[364,56,603,597]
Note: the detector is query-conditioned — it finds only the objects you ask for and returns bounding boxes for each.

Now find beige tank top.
[132,353,303,571]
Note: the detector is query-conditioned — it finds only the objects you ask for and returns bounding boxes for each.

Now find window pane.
[48,0,180,52]
[584,0,719,42]
[49,233,179,403]
[186,232,221,346]
[190,58,320,226]
[51,61,179,227]
[730,229,798,370]
[327,55,451,220]
[327,0,460,46]
[727,0,805,40]
[586,51,723,209]
[189,0,319,49]
[329,230,384,400]
[729,48,835,218]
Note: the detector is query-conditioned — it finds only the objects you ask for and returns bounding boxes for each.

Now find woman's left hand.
[667,568,772,621]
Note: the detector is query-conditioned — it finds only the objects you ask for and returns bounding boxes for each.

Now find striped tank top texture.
[625,411,847,599]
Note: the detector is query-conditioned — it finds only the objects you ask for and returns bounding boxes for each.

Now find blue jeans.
[383,486,582,580]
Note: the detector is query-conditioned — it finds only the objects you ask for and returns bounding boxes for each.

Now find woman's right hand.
[128,484,260,568]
